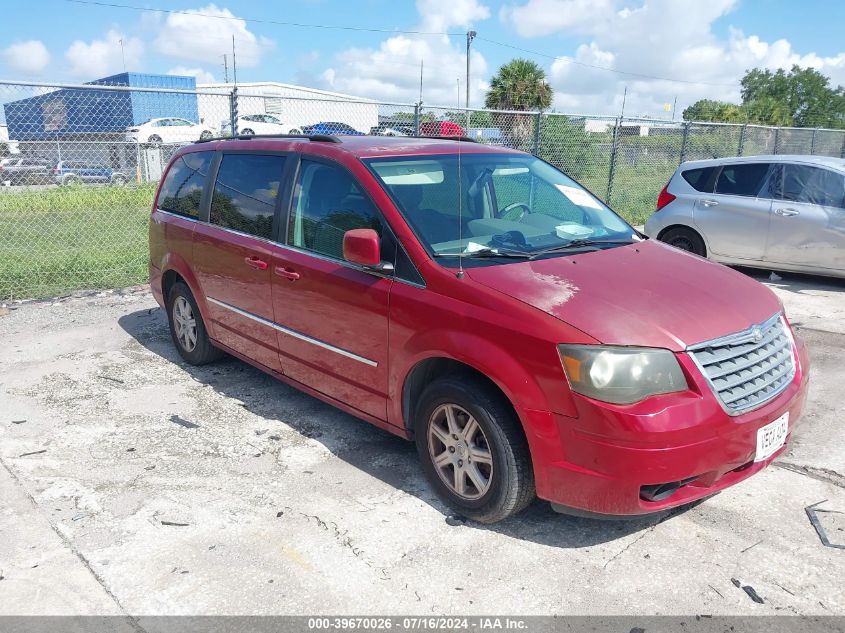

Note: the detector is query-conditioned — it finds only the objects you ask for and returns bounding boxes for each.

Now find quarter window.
[715,163,770,197]
[157,151,213,218]
[210,154,286,240]
[681,166,717,192]
[289,160,382,259]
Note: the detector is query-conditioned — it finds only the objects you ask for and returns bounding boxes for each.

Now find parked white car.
[221,113,302,136]
[126,118,215,145]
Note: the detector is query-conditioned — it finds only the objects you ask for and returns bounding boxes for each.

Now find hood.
[466,240,781,351]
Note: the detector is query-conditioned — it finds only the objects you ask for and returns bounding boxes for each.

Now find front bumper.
[527,334,810,516]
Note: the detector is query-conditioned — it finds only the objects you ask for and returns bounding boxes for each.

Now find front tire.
[166,281,222,365]
[240,128,254,136]
[660,226,706,257]
[199,130,213,140]
[414,375,535,523]
[148,134,162,146]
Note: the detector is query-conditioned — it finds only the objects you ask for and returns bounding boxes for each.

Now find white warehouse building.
[197,82,380,134]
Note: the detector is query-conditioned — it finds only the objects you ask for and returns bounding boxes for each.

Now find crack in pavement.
[774,461,845,490]
[0,457,148,631]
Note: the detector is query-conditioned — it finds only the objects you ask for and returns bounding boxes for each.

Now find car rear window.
[157,151,214,218]
[681,166,717,192]
[210,153,287,239]
[715,163,770,197]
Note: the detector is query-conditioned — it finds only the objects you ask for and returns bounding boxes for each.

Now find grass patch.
[0,184,157,299]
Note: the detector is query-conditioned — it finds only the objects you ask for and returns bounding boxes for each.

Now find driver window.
[289,160,383,260]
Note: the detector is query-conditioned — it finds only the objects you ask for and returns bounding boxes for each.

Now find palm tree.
[485,59,553,111]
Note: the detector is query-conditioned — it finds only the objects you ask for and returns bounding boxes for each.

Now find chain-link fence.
[2,79,844,299]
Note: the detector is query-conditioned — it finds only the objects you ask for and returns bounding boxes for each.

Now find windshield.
[365,153,636,262]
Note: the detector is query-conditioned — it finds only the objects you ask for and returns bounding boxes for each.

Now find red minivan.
[149,135,809,523]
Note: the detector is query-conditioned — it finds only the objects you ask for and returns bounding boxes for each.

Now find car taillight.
[656,182,676,211]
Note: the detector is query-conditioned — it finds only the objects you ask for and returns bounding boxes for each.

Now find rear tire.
[660,226,706,257]
[199,130,213,140]
[414,375,535,523]
[148,134,162,146]
[166,281,222,365]
[241,128,254,136]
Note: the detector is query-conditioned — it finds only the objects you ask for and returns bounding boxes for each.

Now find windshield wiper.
[529,239,636,259]
[433,247,531,259]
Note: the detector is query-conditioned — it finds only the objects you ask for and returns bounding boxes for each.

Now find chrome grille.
[688,314,796,414]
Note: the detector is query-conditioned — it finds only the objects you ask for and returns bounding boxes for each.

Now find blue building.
[4,73,199,141]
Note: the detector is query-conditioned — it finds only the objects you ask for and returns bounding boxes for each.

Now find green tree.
[484,58,553,111]
[740,65,845,127]
[682,99,745,123]
[683,66,845,128]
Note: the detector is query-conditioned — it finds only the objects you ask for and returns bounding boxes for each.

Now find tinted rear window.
[681,167,716,192]
[715,163,770,197]
[210,153,286,239]
[158,152,214,218]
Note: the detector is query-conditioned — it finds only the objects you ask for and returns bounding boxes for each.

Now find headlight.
[558,344,687,404]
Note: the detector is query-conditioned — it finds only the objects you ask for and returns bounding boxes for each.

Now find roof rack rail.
[418,135,477,143]
[195,133,341,144]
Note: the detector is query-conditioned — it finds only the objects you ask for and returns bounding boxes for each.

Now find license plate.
[755,412,789,462]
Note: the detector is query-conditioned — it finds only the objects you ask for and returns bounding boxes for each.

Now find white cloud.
[153,4,273,68]
[502,0,845,118]
[65,30,143,79]
[167,66,217,84]
[499,0,614,38]
[319,0,491,104]
[2,40,51,75]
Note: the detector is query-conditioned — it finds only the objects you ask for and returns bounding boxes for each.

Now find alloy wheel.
[173,296,197,352]
[427,403,493,500]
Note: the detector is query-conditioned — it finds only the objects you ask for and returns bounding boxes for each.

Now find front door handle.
[701,199,719,207]
[274,266,300,281]
[775,207,800,217]
[244,256,268,270]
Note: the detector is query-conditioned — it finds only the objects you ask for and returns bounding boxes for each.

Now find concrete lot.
[1,268,844,616]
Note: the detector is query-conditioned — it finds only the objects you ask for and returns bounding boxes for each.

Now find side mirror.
[343,229,391,271]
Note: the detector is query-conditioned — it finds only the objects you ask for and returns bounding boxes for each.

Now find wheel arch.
[656,223,709,257]
[401,357,518,437]
[157,255,214,335]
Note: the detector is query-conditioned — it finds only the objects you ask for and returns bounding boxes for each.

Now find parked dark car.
[301,122,364,136]
[149,135,809,523]
[53,161,129,186]
[0,157,50,185]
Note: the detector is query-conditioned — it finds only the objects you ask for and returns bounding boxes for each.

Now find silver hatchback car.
[645,155,845,278]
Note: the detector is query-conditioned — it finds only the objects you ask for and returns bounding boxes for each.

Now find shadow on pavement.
[118,307,697,549]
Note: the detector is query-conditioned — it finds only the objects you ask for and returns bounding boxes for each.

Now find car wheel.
[660,227,706,257]
[289,128,302,135]
[148,134,162,146]
[414,374,535,523]
[111,174,128,186]
[166,281,222,365]
[241,128,254,136]
[199,130,213,140]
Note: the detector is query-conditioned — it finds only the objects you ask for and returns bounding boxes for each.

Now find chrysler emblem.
[752,328,763,342]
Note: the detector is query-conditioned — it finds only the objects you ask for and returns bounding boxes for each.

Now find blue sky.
[3,0,845,117]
